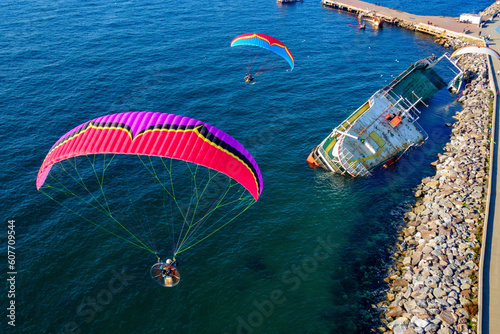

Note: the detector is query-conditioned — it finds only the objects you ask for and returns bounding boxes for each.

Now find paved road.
[473,17,500,334]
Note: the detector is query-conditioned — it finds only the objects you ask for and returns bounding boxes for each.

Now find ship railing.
[384,89,414,110]
[438,52,464,92]
[402,100,422,121]
[437,52,462,74]
[380,56,437,94]
[385,90,425,120]
[314,145,339,173]
[398,98,428,140]
[411,119,429,141]
[423,52,464,92]
[380,66,415,94]
[336,136,371,177]
[381,89,418,112]
[382,90,428,140]
[380,55,441,96]
[383,89,401,106]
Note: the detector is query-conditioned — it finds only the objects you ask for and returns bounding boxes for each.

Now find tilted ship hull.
[307,55,461,176]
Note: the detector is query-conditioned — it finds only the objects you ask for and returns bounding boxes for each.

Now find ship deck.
[311,55,453,176]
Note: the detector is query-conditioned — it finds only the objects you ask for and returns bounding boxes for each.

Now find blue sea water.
[0,0,493,333]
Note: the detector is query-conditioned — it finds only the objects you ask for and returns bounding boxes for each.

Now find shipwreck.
[307,54,463,176]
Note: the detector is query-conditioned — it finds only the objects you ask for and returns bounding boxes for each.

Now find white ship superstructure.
[307,54,462,176]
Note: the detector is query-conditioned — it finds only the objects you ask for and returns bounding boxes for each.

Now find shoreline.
[376,2,500,333]
[378,57,491,334]
[322,0,487,46]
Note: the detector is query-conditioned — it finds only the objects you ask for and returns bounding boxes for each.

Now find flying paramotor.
[231,33,294,73]
[37,111,263,286]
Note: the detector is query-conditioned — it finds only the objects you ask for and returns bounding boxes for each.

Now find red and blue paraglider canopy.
[231,33,294,70]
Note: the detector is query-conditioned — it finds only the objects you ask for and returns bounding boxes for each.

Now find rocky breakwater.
[379,54,493,334]
[434,36,469,50]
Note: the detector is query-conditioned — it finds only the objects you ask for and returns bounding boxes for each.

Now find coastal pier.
[322,0,483,43]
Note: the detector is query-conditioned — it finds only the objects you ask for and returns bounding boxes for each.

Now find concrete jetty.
[322,0,482,43]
